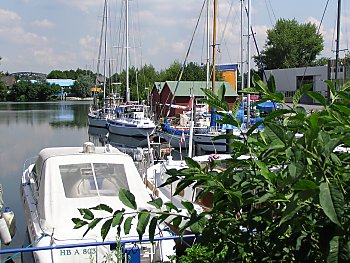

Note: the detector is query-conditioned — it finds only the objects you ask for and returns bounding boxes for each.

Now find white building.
[265,66,328,104]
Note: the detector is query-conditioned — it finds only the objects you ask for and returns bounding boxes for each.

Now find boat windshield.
[59,163,129,198]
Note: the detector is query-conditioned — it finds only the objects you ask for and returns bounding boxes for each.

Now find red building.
[150,80,238,119]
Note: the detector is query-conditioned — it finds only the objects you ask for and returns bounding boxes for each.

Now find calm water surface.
[0,101,106,261]
[0,101,183,261]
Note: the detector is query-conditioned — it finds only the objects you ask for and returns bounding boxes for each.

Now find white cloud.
[33,48,78,70]
[0,9,48,45]
[0,9,21,25]
[79,35,98,62]
[32,19,55,29]
[0,26,48,46]
[56,0,101,13]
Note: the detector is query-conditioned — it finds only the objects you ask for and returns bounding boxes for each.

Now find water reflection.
[108,133,148,148]
[87,126,108,146]
[88,126,149,148]
[0,101,91,262]
[0,101,89,128]
[0,101,182,262]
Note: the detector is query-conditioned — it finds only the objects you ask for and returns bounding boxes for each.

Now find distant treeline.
[0,61,221,102]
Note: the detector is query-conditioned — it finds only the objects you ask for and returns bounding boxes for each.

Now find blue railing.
[0,234,196,262]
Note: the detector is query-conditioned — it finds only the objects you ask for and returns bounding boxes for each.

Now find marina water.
[0,101,104,262]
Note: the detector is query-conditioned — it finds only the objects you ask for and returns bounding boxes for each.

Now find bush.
[74,75,350,262]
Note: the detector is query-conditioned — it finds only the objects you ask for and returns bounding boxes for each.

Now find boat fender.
[0,217,11,245]
[2,207,16,237]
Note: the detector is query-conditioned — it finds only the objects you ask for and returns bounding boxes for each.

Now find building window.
[296,75,313,90]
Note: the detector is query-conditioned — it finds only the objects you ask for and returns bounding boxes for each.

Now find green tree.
[341,51,350,66]
[257,19,324,69]
[138,64,160,100]
[47,68,94,80]
[7,80,61,101]
[159,60,182,81]
[311,57,330,66]
[182,62,206,81]
[74,75,350,262]
[71,74,94,98]
[8,81,28,101]
[0,73,7,101]
[47,70,67,79]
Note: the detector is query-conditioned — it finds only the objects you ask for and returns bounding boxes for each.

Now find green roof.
[164,81,237,97]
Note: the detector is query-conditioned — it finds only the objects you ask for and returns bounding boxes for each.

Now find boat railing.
[0,234,196,262]
[23,156,37,173]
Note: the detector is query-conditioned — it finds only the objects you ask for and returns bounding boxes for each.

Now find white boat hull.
[158,131,189,149]
[193,134,227,153]
[21,143,175,263]
[107,120,155,137]
[87,113,108,128]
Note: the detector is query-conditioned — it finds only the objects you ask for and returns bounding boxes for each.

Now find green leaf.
[319,182,344,227]
[325,80,336,101]
[255,161,276,182]
[333,104,350,116]
[306,91,327,107]
[293,179,318,190]
[263,123,285,148]
[293,84,312,107]
[217,84,226,101]
[174,180,195,196]
[119,189,137,210]
[267,74,277,93]
[72,218,88,229]
[112,210,124,227]
[239,87,261,94]
[89,204,113,213]
[263,109,293,121]
[184,157,201,169]
[188,214,207,234]
[231,99,242,119]
[79,208,94,220]
[148,217,158,243]
[165,202,179,212]
[181,200,194,214]
[327,236,340,263]
[257,192,274,203]
[124,216,134,235]
[101,218,112,241]
[88,218,102,229]
[137,211,151,240]
[280,198,301,225]
[147,198,163,209]
[288,161,304,180]
[171,216,183,229]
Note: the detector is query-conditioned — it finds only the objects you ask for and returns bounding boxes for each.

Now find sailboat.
[88,0,116,128]
[158,0,249,153]
[191,0,275,153]
[106,0,156,137]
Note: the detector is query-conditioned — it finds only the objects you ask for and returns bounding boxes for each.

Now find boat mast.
[246,0,251,127]
[240,0,245,96]
[188,90,194,158]
[206,0,210,89]
[210,0,217,127]
[335,0,341,90]
[125,0,130,102]
[103,0,108,105]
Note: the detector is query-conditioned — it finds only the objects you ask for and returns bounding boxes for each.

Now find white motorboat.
[0,184,16,247]
[21,142,175,263]
[87,107,111,128]
[144,154,232,211]
[107,104,156,137]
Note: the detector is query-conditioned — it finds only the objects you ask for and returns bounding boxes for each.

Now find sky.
[0,0,349,75]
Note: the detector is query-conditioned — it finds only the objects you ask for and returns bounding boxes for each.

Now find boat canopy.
[33,146,152,239]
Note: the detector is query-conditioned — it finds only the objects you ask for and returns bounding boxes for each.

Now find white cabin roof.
[33,144,152,240]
